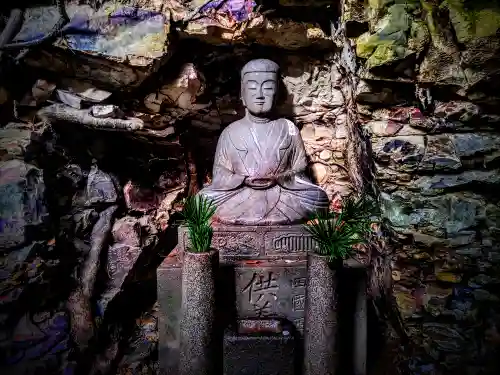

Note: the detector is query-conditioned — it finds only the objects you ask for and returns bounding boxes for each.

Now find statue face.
[241,72,278,116]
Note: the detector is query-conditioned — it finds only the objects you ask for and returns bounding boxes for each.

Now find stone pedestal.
[157,224,369,375]
[303,254,338,375]
[179,250,218,375]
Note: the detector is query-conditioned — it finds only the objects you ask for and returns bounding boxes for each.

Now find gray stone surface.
[234,261,307,325]
[199,59,329,225]
[223,320,296,375]
[158,250,182,375]
[413,170,500,194]
[353,273,367,375]
[0,159,47,250]
[303,253,337,375]
[179,250,218,375]
[450,133,500,158]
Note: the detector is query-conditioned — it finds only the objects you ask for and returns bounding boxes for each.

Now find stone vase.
[179,249,218,375]
[303,253,339,375]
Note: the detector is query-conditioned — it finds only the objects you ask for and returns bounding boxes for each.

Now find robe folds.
[199,117,329,225]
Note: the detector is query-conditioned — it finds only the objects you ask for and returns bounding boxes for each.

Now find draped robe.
[199,117,329,225]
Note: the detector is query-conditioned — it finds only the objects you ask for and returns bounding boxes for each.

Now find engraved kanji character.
[292,294,306,312]
[243,272,279,317]
[292,277,307,288]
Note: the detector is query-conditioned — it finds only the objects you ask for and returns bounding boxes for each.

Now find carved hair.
[241,59,279,80]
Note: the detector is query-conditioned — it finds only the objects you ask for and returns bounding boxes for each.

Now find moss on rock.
[356,31,403,58]
[376,4,412,35]
[444,0,500,43]
[356,3,428,72]
[408,20,431,56]
[366,44,413,69]
[368,0,393,11]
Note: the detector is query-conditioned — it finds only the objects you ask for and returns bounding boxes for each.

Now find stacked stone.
[0,123,48,320]
[0,122,71,373]
[343,0,500,372]
[361,94,500,372]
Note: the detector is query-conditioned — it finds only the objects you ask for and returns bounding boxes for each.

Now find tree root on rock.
[68,205,118,352]
[38,104,144,131]
[0,9,23,49]
[67,286,95,352]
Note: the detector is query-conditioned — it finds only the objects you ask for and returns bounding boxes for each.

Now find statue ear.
[240,84,247,106]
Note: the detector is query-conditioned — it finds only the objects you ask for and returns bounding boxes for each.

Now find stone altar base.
[223,319,297,375]
[157,224,369,375]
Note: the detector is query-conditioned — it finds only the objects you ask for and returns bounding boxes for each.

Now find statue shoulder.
[221,118,247,136]
[279,118,300,137]
[218,119,248,149]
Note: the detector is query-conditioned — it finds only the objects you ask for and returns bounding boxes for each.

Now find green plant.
[304,194,379,262]
[180,195,216,253]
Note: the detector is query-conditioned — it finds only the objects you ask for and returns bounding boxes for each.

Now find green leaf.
[304,193,378,262]
[180,195,216,253]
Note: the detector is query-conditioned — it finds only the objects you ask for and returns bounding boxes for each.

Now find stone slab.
[24,46,170,92]
[20,5,171,92]
[157,249,182,375]
[234,261,307,326]
[223,323,296,375]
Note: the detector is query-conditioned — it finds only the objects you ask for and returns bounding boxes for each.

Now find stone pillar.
[353,272,367,375]
[303,253,338,375]
[179,250,218,375]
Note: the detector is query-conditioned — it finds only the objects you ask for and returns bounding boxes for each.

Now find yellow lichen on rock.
[444,0,500,43]
[355,3,426,73]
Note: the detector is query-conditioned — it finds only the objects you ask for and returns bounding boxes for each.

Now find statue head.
[241,59,279,116]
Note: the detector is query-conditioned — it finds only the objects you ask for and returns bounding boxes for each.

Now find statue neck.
[245,110,273,124]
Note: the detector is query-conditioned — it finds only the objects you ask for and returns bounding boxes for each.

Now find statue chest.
[229,124,293,174]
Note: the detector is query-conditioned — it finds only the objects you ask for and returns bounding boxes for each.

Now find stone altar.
[157,224,368,374]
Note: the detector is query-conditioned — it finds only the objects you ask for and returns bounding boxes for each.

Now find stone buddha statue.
[199,59,329,225]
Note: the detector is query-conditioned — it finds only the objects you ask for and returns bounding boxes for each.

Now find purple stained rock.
[111,7,162,21]
[108,7,165,27]
[48,313,69,331]
[5,312,70,366]
[453,285,474,300]
[64,364,77,375]
[382,139,415,153]
[201,0,256,22]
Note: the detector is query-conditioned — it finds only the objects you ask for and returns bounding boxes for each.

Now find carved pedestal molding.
[179,250,218,375]
[178,224,369,266]
[303,253,338,375]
